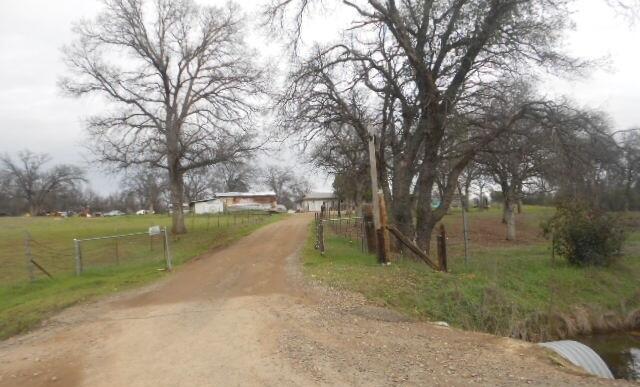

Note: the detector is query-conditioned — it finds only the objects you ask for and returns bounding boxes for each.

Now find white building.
[300,192,338,212]
[190,198,224,214]
[188,192,277,214]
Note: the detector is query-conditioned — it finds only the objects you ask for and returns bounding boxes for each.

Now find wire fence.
[318,215,369,254]
[314,210,462,270]
[186,210,272,231]
[73,228,172,275]
[0,211,273,286]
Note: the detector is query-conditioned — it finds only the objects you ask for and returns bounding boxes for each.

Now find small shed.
[300,192,338,212]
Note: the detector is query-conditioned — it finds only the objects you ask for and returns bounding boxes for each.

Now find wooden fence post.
[74,238,83,275]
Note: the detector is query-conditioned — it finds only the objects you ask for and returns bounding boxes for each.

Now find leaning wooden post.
[24,232,35,282]
[437,224,448,272]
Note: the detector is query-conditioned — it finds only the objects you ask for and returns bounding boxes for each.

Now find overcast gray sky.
[1,0,639,194]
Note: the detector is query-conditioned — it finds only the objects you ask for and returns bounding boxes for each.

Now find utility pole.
[367,132,389,264]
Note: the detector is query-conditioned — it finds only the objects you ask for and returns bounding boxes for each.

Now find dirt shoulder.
[0,214,633,386]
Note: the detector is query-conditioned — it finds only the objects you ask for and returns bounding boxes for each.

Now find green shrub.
[542,202,625,267]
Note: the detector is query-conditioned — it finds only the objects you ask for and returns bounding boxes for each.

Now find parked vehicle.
[104,210,125,217]
[136,209,150,215]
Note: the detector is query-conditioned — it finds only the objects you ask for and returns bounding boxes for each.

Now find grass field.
[0,212,282,340]
[304,206,640,341]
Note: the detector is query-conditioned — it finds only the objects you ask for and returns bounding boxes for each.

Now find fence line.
[74,228,172,275]
[1,211,273,286]
[315,212,450,271]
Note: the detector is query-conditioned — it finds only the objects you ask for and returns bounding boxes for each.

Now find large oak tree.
[272,0,581,252]
[62,0,266,233]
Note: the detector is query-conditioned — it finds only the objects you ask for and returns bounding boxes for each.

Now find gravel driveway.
[0,214,633,386]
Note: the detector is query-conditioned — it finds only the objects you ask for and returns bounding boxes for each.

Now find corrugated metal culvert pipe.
[539,340,614,379]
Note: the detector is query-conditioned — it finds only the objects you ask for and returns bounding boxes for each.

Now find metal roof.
[303,192,337,200]
[189,191,276,204]
[214,191,276,198]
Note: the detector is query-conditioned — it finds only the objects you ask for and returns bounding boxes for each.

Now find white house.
[300,192,338,212]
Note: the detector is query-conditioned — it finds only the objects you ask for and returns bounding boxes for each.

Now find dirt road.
[0,215,632,386]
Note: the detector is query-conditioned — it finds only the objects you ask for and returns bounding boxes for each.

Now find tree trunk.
[29,203,38,216]
[166,118,187,234]
[416,216,437,257]
[502,202,508,224]
[505,203,516,241]
[501,184,511,224]
[517,198,523,214]
[390,161,414,238]
[169,169,187,234]
[415,161,438,256]
[464,185,470,211]
[624,176,632,211]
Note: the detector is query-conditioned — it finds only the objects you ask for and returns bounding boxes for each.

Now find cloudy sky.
[1,0,639,194]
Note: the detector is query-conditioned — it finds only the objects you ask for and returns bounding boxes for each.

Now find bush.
[542,202,625,267]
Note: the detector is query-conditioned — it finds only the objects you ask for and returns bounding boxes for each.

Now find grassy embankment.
[304,206,640,341]
[0,212,283,340]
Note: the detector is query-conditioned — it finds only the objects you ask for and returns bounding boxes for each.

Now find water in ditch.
[578,332,640,381]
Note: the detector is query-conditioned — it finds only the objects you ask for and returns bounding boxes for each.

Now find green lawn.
[0,212,282,340]
[305,206,640,341]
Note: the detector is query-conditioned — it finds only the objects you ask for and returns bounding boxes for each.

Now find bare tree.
[261,165,309,209]
[309,124,370,207]
[272,0,583,253]
[458,163,484,210]
[183,169,214,203]
[215,161,257,192]
[262,165,293,200]
[615,130,640,210]
[123,169,167,213]
[536,108,619,207]
[478,131,549,240]
[61,0,267,233]
[1,150,85,215]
